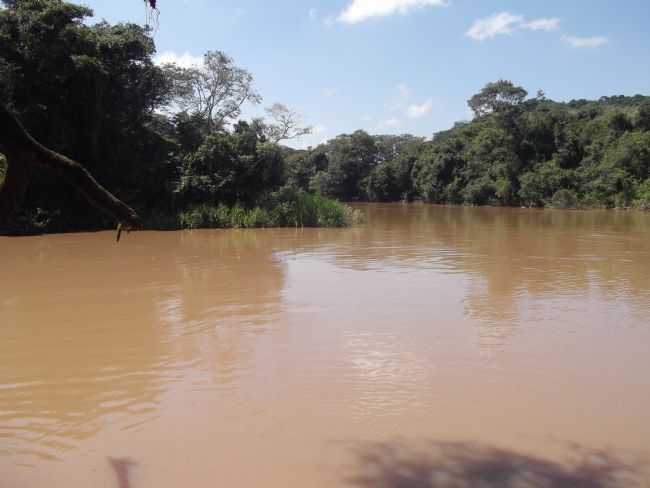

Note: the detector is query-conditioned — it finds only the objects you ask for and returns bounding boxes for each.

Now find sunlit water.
[2,204,650,487]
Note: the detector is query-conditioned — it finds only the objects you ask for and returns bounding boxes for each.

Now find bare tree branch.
[263,103,312,143]
[0,104,140,231]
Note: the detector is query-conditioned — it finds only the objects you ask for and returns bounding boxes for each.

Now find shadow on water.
[109,457,137,488]
[347,441,648,488]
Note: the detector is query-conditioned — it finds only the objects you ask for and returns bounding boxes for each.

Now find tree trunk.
[0,104,140,232]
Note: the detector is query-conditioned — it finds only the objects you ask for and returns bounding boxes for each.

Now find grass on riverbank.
[0,188,363,234]
[148,188,364,230]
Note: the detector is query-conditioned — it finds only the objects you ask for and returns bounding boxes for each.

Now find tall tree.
[262,103,312,143]
[164,51,261,131]
[468,80,528,118]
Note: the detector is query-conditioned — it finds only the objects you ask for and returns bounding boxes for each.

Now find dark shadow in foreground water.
[347,441,647,488]
[109,457,137,488]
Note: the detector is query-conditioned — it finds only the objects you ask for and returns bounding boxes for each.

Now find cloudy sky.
[84,0,649,147]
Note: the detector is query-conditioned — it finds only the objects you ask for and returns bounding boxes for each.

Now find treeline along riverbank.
[0,1,648,234]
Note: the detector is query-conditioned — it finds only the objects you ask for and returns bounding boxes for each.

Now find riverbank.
[5,196,650,237]
[0,189,365,235]
[155,190,364,230]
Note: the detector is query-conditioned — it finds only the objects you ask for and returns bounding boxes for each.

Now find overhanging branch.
[0,104,140,230]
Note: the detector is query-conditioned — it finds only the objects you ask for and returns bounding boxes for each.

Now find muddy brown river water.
[1,204,650,487]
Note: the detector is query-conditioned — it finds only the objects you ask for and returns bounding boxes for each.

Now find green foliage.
[367,162,399,202]
[262,187,361,227]
[637,100,650,132]
[173,125,285,207]
[518,161,574,207]
[468,80,528,118]
[177,188,360,230]
[305,132,424,202]
[602,132,650,180]
[412,136,466,203]
[0,0,172,225]
[178,204,260,229]
[367,135,422,201]
[405,82,650,209]
[285,150,327,190]
[551,189,579,209]
[3,0,650,235]
[0,0,365,232]
[307,130,378,200]
[633,179,650,210]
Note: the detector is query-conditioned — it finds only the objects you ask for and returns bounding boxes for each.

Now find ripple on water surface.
[1,205,650,486]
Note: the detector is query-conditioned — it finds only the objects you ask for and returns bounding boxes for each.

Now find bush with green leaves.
[551,189,579,209]
[177,187,361,230]
[174,125,285,208]
[0,0,172,225]
[633,179,650,210]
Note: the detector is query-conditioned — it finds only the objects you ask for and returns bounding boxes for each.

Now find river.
[2,204,650,487]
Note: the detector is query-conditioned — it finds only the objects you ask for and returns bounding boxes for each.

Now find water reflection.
[1,205,649,484]
[0,230,288,462]
[154,230,288,385]
[318,205,650,344]
[345,205,650,293]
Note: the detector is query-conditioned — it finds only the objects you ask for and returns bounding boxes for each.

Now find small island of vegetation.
[0,0,649,235]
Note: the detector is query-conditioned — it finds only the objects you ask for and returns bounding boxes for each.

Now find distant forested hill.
[290,85,650,210]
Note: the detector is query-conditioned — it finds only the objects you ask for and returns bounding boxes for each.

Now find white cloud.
[378,118,402,128]
[386,82,410,112]
[322,87,338,97]
[522,17,560,31]
[385,83,432,120]
[407,99,433,119]
[561,35,608,48]
[338,0,448,24]
[308,8,318,20]
[466,12,561,41]
[154,51,202,68]
[312,124,328,135]
[466,12,522,40]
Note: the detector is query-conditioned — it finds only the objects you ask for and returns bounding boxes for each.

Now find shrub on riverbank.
[634,179,650,210]
[551,189,579,209]
[174,188,363,230]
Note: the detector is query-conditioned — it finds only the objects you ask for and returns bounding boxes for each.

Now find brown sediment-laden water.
[1,204,650,487]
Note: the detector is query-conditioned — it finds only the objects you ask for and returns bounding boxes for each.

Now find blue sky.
[83,0,650,147]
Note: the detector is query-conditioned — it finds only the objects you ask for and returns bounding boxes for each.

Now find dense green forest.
[0,0,356,232]
[1,0,649,233]
[301,84,650,210]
